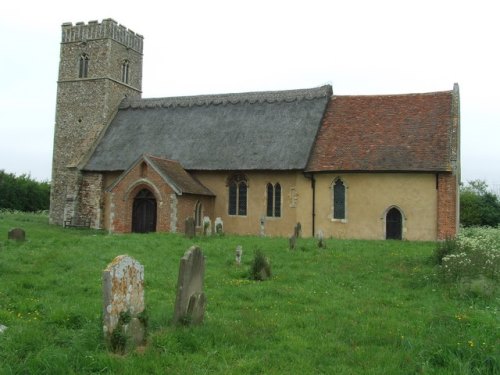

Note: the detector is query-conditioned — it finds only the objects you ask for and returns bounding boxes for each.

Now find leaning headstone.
[0,324,7,334]
[185,217,196,239]
[235,245,243,266]
[102,255,146,353]
[294,222,302,238]
[203,216,212,236]
[289,234,296,250]
[8,228,25,241]
[215,217,223,235]
[173,246,207,325]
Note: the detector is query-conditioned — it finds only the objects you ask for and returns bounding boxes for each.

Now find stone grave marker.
[289,234,296,250]
[8,228,25,241]
[235,245,243,265]
[317,229,326,248]
[173,246,206,325]
[203,216,212,236]
[185,217,196,239]
[259,216,266,237]
[294,222,302,238]
[102,255,146,352]
[215,217,223,234]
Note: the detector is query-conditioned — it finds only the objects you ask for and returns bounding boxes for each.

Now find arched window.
[386,207,403,240]
[79,54,89,78]
[228,174,247,216]
[194,201,203,227]
[266,183,281,217]
[121,60,129,84]
[333,178,345,219]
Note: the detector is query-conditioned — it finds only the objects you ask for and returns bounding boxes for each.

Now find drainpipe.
[303,172,316,237]
[311,174,316,237]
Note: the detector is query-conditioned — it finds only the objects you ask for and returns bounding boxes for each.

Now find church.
[49,19,460,241]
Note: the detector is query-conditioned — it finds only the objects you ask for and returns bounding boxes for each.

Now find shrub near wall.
[0,170,50,212]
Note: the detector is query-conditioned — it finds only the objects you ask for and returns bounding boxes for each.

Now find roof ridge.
[332,89,453,99]
[121,85,333,109]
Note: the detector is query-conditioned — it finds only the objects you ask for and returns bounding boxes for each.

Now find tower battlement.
[61,18,143,54]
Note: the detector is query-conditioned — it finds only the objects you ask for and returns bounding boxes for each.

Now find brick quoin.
[437,173,459,240]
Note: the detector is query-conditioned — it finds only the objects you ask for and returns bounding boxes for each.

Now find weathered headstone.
[0,324,7,334]
[215,217,223,235]
[8,228,25,241]
[317,229,326,248]
[259,216,266,237]
[289,234,296,250]
[235,245,243,266]
[102,255,146,352]
[173,246,206,325]
[203,216,212,236]
[294,222,302,238]
[185,217,196,239]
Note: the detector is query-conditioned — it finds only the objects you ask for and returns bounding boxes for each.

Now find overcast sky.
[1,0,499,193]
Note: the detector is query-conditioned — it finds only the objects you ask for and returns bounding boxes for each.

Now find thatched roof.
[85,85,332,172]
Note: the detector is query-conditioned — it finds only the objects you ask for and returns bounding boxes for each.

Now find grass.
[0,211,498,374]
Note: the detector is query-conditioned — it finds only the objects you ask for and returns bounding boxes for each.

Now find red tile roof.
[306,90,455,172]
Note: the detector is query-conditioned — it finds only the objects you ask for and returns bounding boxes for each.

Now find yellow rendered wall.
[313,173,438,241]
[193,171,312,237]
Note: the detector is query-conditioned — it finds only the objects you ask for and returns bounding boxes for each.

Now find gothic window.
[266,183,281,217]
[194,201,203,227]
[228,174,247,216]
[333,178,346,219]
[121,60,129,84]
[79,54,89,78]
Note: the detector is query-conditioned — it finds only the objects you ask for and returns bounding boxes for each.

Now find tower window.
[79,54,89,78]
[266,183,281,217]
[228,174,248,216]
[121,60,130,84]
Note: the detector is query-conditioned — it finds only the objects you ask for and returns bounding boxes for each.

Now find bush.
[439,227,499,285]
[460,180,500,227]
[249,250,271,281]
[0,170,50,212]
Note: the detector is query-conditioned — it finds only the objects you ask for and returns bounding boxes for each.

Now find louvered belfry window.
[333,179,345,219]
[228,174,247,216]
[79,54,89,78]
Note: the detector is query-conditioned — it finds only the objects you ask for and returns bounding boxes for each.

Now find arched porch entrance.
[132,189,157,233]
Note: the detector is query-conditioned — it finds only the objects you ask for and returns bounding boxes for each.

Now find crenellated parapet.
[61,18,143,54]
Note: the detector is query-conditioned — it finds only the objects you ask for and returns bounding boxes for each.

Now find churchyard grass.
[0,211,498,374]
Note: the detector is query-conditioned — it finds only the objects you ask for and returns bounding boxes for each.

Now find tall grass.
[0,211,498,374]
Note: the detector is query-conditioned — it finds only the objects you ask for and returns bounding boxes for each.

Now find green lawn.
[0,211,498,374]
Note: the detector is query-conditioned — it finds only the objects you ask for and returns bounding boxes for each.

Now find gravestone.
[235,245,243,266]
[102,255,146,352]
[8,228,25,241]
[173,246,206,325]
[317,230,326,248]
[259,216,266,237]
[215,217,223,235]
[185,217,196,239]
[294,222,302,238]
[289,234,296,250]
[203,216,212,236]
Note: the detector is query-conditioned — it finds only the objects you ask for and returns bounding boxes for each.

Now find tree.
[460,180,500,227]
[0,170,50,212]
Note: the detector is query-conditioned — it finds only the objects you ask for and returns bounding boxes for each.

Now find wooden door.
[386,207,402,240]
[132,189,157,233]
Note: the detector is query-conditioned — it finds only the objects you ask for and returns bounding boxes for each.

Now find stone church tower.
[50,19,143,226]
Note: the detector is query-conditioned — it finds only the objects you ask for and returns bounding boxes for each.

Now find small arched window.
[121,60,129,84]
[228,174,247,216]
[266,183,281,217]
[79,54,89,78]
[333,178,346,219]
[194,201,203,227]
